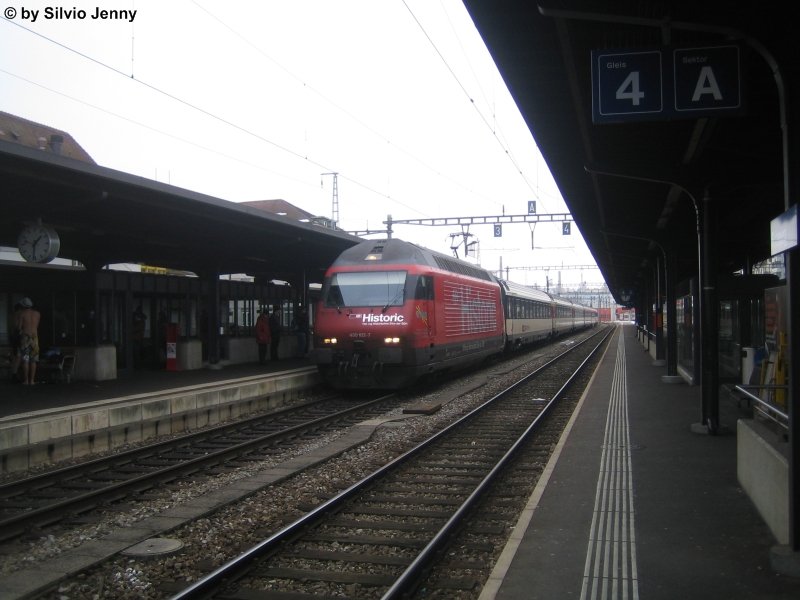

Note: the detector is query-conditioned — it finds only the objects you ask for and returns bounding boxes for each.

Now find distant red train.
[311,238,598,389]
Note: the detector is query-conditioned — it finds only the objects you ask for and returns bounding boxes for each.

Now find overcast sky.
[1,0,602,290]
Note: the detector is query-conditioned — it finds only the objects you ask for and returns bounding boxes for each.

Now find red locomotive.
[312,238,597,389]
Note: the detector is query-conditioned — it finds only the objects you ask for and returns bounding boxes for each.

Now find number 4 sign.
[594,50,663,118]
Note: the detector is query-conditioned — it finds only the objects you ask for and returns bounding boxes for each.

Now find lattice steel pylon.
[321,172,339,226]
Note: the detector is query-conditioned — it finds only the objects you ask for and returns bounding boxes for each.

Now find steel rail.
[0,394,337,497]
[169,325,613,600]
[0,393,395,541]
[382,325,613,599]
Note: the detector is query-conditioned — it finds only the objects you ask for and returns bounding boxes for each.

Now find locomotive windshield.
[324,271,407,308]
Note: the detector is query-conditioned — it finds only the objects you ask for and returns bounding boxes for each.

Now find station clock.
[17,222,61,263]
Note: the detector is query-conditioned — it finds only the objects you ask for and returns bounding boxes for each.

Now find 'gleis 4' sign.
[591,44,742,123]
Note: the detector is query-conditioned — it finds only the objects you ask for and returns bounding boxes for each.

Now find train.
[311,238,598,389]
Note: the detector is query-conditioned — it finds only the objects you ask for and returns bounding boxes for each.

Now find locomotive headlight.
[383,337,401,344]
[323,337,338,345]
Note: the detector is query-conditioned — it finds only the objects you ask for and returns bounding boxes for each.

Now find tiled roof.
[0,111,95,164]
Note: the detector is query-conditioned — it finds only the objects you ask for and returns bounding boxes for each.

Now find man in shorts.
[18,297,40,385]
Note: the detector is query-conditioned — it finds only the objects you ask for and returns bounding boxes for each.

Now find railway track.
[0,393,395,543]
[169,326,613,600]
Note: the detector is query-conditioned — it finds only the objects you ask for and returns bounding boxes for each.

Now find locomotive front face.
[313,269,422,388]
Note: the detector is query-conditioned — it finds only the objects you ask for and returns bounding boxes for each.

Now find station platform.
[0,357,314,419]
[0,357,319,474]
[481,324,800,600]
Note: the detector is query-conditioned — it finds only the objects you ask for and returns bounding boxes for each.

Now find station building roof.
[0,114,361,284]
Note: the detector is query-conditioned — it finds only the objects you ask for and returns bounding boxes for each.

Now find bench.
[37,350,76,383]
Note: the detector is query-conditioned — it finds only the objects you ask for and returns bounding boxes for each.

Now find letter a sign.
[673,46,741,113]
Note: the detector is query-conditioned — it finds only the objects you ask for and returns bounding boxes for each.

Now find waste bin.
[741,347,755,384]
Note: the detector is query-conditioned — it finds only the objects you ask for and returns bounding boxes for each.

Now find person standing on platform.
[18,297,40,385]
[292,308,309,358]
[132,304,147,367]
[255,308,271,364]
[269,306,282,361]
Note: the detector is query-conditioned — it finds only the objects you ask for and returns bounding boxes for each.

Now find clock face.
[17,224,61,263]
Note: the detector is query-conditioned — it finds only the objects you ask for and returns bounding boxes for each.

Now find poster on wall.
[762,286,788,409]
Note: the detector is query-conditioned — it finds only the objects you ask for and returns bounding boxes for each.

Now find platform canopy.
[462,0,796,306]
[0,140,360,282]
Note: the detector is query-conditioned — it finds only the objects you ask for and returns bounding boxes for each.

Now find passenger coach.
[499,279,555,348]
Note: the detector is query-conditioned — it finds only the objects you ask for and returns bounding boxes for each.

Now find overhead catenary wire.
[3,5,540,221]
[5,19,327,169]
[191,0,526,213]
[435,0,542,202]
[402,0,542,207]
[0,67,318,193]
[3,17,432,215]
